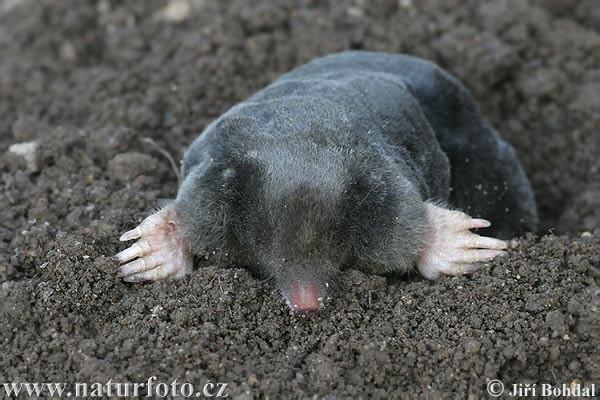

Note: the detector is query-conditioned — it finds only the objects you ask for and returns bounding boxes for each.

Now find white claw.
[418,202,509,280]
[115,203,192,282]
[115,240,154,263]
[464,235,507,250]
[119,258,148,276]
[115,244,142,262]
[456,249,506,264]
[119,227,142,241]
[459,218,491,230]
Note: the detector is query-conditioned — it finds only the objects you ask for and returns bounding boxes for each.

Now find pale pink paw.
[417,202,508,280]
[116,203,192,282]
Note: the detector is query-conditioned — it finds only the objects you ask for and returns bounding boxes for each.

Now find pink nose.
[289,281,322,313]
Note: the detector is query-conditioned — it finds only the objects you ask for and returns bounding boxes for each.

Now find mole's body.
[116,51,537,312]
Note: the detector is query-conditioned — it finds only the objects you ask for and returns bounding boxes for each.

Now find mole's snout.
[287,280,323,314]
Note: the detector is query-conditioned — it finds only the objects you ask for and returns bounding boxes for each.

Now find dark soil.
[1,0,599,398]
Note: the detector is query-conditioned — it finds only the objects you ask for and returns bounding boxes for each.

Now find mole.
[115,51,538,313]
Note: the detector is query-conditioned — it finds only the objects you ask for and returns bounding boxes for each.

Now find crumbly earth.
[1,0,599,398]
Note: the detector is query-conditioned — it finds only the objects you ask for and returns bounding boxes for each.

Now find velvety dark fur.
[175,51,538,298]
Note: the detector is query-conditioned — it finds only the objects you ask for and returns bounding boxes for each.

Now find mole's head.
[177,138,424,314]
[261,180,347,313]
[225,143,350,313]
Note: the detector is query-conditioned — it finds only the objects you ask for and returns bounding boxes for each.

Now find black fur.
[175,51,538,299]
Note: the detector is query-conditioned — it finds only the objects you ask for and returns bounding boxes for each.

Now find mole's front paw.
[116,203,192,282]
[417,203,508,280]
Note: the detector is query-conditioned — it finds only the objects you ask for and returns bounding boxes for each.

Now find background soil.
[1,0,599,398]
